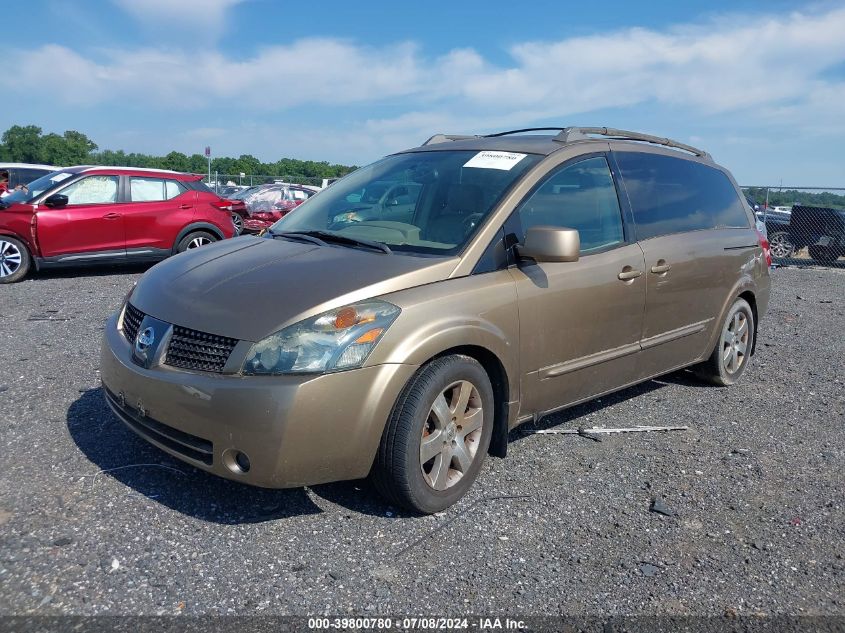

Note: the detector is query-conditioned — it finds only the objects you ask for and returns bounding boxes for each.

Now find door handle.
[102,212,122,219]
[617,269,642,281]
[650,262,672,274]
[179,204,192,209]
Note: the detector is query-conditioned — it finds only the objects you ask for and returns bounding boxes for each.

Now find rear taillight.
[213,200,234,212]
[756,229,772,268]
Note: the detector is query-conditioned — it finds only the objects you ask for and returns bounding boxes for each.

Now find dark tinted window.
[12,168,51,187]
[615,152,749,240]
[515,156,624,253]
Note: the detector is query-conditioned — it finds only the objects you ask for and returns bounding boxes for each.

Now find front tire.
[176,231,217,253]
[0,237,31,283]
[696,298,755,386]
[372,355,494,514]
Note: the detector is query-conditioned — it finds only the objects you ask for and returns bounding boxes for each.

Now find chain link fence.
[742,186,845,267]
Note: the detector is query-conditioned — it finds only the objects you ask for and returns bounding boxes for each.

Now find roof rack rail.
[553,127,711,159]
[484,127,567,137]
[422,134,480,146]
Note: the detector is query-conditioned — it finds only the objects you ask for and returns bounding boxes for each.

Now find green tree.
[0,123,356,180]
[161,151,190,172]
[2,125,44,162]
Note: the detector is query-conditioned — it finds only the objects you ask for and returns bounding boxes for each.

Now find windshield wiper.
[270,231,327,247]
[275,230,392,254]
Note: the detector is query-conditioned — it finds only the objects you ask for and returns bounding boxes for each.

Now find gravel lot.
[0,263,842,618]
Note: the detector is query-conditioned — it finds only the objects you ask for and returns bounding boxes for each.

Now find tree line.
[0,125,356,181]
[745,187,845,211]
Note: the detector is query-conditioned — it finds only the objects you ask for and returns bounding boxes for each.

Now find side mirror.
[44,193,69,208]
[517,226,580,263]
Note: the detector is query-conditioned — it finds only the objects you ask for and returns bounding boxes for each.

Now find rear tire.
[371,355,493,514]
[0,236,31,284]
[176,231,217,253]
[231,213,244,235]
[808,245,840,264]
[695,298,754,386]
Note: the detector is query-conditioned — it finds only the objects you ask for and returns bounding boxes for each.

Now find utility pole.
[205,146,212,189]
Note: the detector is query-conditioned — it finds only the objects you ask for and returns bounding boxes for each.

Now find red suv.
[0,166,236,283]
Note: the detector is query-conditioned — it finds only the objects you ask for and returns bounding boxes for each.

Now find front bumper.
[100,313,417,488]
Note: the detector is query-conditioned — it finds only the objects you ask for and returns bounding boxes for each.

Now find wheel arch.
[408,344,511,459]
[172,223,225,254]
[702,279,760,361]
[0,231,34,278]
[737,289,759,356]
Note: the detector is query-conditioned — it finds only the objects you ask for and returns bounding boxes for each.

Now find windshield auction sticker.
[463,151,527,170]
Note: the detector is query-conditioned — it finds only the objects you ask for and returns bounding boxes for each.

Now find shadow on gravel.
[773,258,845,270]
[29,262,154,282]
[67,388,326,524]
[509,370,710,439]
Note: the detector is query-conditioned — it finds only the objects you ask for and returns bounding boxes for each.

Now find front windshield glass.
[2,170,75,205]
[270,150,541,255]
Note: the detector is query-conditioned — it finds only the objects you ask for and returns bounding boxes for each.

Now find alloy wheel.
[420,380,483,491]
[768,232,794,258]
[232,213,244,234]
[0,240,23,278]
[721,308,750,375]
[187,236,212,249]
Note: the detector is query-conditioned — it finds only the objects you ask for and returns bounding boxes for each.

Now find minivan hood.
[130,235,458,341]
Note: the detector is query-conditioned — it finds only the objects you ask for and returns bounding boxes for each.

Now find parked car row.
[0,166,240,283]
[227,183,318,234]
[755,204,844,263]
[0,163,334,282]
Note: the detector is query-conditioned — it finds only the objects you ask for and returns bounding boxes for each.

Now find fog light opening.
[223,448,251,474]
[234,451,251,473]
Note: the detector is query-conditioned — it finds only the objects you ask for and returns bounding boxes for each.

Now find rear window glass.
[615,152,749,240]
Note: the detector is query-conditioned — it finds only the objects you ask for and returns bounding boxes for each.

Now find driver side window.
[58,176,119,205]
[516,156,624,253]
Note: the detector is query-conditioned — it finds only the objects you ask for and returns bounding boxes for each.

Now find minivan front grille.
[122,303,144,344]
[165,326,238,373]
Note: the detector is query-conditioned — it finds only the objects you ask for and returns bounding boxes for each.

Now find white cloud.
[112,0,245,37]
[8,5,845,166]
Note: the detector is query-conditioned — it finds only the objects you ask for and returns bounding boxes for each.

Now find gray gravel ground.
[0,264,843,617]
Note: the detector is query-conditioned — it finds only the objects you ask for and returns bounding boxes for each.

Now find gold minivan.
[101,127,771,513]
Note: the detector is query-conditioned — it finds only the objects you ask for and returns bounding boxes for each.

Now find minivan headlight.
[242,300,400,375]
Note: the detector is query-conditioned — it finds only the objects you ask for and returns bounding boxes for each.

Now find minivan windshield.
[2,170,75,205]
[269,150,541,255]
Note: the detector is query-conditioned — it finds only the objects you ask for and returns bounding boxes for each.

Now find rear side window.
[615,152,749,240]
[130,177,187,202]
[515,156,625,253]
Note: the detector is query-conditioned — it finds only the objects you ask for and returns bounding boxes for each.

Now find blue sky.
[3,0,845,184]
